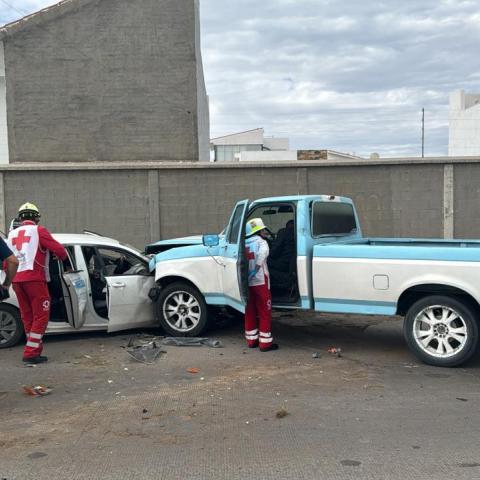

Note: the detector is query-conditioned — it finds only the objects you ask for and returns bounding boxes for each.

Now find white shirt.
[245,235,270,287]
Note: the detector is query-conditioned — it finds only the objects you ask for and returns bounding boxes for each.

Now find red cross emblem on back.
[12,230,31,250]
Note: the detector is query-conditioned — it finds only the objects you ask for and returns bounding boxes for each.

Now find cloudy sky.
[1,0,479,157]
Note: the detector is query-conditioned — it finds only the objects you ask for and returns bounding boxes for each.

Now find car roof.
[52,233,122,246]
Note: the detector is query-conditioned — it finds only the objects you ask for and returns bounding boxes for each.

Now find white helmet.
[246,218,267,237]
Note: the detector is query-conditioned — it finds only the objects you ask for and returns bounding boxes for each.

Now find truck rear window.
[311,201,357,236]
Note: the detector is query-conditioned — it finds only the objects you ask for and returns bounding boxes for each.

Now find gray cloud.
[201,0,480,156]
[2,0,479,156]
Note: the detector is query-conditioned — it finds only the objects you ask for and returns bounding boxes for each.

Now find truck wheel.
[0,304,23,349]
[404,295,478,367]
[156,282,208,337]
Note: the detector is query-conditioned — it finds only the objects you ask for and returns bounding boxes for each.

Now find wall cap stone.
[2,156,480,172]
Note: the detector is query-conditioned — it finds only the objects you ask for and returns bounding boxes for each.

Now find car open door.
[62,272,88,329]
[106,275,156,333]
[219,199,249,313]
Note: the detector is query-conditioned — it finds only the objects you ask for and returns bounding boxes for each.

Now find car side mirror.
[203,234,219,247]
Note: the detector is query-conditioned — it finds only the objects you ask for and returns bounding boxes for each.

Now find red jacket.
[13,221,67,283]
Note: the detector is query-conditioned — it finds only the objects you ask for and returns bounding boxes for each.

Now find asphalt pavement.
[2,312,480,480]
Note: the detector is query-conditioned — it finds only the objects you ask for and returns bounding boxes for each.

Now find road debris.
[187,368,200,374]
[276,407,289,419]
[364,384,385,391]
[312,352,321,359]
[22,385,52,397]
[126,342,166,364]
[327,346,342,357]
[162,337,224,348]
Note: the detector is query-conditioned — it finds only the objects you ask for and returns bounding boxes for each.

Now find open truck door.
[219,199,249,313]
[106,275,155,333]
[62,272,88,329]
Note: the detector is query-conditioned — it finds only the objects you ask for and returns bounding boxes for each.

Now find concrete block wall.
[307,164,445,238]
[0,158,478,249]
[3,170,152,247]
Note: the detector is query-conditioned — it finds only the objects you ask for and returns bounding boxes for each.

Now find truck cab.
[147,195,360,332]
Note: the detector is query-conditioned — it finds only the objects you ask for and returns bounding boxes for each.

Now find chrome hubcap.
[413,305,468,358]
[0,311,17,344]
[163,291,201,332]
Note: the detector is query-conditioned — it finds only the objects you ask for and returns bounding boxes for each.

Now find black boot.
[260,343,279,352]
[23,356,48,364]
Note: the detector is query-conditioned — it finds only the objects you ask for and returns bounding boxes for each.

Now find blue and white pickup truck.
[147,195,480,367]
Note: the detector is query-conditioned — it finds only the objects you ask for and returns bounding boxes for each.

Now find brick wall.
[2,0,207,163]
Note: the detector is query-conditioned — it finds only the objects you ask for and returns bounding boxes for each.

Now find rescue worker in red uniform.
[244,218,279,352]
[7,203,67,364]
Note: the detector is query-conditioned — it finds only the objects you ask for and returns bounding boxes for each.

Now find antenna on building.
[421,108,425,158]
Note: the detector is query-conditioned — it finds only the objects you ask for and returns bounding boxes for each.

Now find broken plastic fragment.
[22,385,52,397]
[126,342,166,364]
[161,337,223,348]
[187,368,200,374]
[327,347,342,357]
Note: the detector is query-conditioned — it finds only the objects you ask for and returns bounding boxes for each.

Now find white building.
[449,90,480,157]
[210,128,290,162]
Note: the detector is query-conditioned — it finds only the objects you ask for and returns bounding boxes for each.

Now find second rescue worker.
[7,203,67,364]
[244,218,279,352]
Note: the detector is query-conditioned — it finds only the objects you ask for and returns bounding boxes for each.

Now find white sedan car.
[0,233,156,348]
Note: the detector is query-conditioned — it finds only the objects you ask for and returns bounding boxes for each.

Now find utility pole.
[421,108,425,158]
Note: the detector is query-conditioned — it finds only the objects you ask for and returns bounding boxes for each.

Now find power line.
[0,0,91,60]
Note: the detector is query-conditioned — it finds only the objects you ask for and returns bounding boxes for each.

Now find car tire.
[156,282,209,337]
[404,295,478,367]
[0,304,23,349]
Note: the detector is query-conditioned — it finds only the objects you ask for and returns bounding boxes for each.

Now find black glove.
[0,287,10,301]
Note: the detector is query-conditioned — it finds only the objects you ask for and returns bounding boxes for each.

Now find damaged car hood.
[144,235,204,255]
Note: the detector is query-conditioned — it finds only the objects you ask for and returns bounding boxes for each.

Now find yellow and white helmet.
[18,202,41,220]
[246,218,267,237]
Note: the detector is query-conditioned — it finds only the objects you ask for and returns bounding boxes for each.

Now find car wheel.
[404,295,478,367]
[0,304,23,349]
[156,282,209,337]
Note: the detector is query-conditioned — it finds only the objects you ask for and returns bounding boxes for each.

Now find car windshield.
[120,242,149,260]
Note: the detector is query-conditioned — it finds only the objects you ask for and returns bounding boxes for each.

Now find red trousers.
[244,280,273,349]
[13,281,51,359]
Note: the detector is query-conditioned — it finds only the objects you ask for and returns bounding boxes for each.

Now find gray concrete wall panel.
[453,164,480,238]
[158,167,302,238]
[4,170,150,247]
[307,165,444,237]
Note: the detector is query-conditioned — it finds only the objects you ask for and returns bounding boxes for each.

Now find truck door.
[62,272,88,329]
[219,199,249,312]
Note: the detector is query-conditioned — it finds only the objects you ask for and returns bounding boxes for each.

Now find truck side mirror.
[203,234,219,247]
